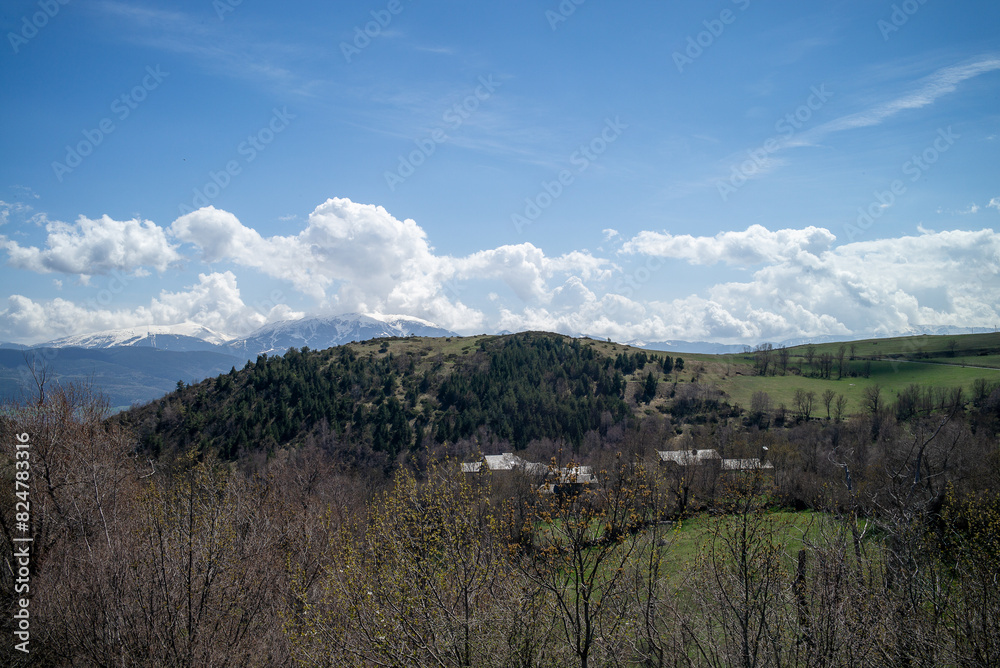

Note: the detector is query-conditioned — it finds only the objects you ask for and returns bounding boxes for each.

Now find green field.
[640,333,1000,417]
[356,331,1000,419]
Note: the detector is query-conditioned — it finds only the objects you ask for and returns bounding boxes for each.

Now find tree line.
[2,382,999,666]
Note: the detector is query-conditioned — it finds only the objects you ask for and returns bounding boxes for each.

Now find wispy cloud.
[695,56,1000,193]
[92,1,322,96]
[791,56,1000,146]
[414,45,456,56]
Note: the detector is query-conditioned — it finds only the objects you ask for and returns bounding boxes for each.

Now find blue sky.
[1,0,999,345]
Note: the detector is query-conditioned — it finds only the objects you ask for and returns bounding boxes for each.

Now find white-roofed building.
[657,449,721,466]
[462,453,548,476]
[721,458,774,471]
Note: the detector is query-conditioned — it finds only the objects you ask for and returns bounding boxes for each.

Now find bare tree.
[822,389,836,420]
[862,384,882,418]
[683,472,790,668]
[749,391,771,427]
[803,345,817,373]
[21,350,53,405]
[515,458,648,668]
[753,343,774,377]
[793,389,815,421]
[777,346,790,376]
[836,344,848,380]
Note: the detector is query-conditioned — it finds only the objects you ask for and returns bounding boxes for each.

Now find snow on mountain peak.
[40,322,231,348]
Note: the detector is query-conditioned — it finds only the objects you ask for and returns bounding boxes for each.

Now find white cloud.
[8,199,999,347]
[602,228,619,241]
[147,272,283,337]
[170,207,262,263]
[3,215,181,275]
[0,272,286,344]
[702,58,1000,191]
[171,198,612,332]
[988,197,1000,212]
[611,226,1000,343]
[795,57,1000,144]
[622,224,836,267]
[0,200,33,227]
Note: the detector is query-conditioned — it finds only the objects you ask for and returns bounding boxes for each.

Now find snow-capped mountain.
[228,313,456,357]
[38,323,231,352]
[3,314,458,407]
[28,314,455,360]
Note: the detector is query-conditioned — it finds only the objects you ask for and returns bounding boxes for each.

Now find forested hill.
[120,332,677,467]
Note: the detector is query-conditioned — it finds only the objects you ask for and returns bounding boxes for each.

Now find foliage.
[122,333,636,466]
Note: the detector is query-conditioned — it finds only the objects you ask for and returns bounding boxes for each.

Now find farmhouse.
[461,453,598,494]
[657,449,774,472]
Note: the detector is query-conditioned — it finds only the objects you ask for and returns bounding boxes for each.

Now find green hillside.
[670,332,1000,415]
[7,330,1000,666]
[118,330,1000,467]
[121,332,671,465]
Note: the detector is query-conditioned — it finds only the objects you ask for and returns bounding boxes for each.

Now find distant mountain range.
[2,313,456,408]
[226,313,454,358]
[4,316,994,409]
[28,314,454,357]
[40,323,230,352]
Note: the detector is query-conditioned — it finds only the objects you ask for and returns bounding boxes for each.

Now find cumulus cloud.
[622,224,836,267]
[7,198,999,347]
[170,207,263,263]
[3,215,181,275]
[172,199,439,305]
[0,272,286,343]
[170,198,612,332]
[610,226,1000,343]
[452,244,612,303]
